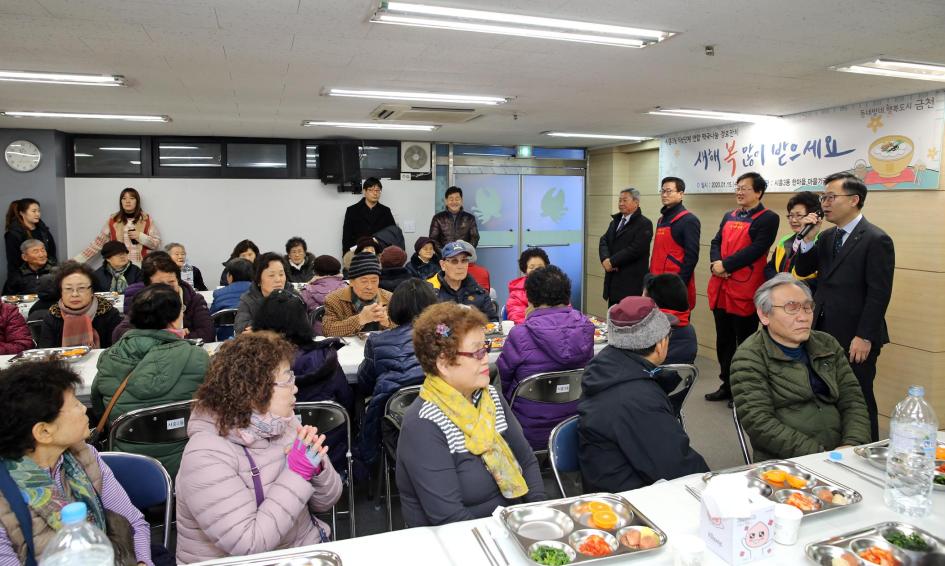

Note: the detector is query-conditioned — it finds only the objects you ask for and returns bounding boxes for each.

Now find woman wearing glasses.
[36,261,122,348]
[175,332,342,564]
[765,191,822,292]
[396,302,545,527]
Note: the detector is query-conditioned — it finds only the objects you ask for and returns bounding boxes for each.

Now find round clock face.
[5,140,42,172]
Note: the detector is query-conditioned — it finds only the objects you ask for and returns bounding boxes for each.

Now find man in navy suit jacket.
[794,172,895,441]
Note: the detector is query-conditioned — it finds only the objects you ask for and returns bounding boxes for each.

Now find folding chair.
[27,320,42,346]
[732,403,753,465]
[658,363,699,429]
[508,368,584,456]
[313,305,327,322]
[548,415,581,498]
[108,400,194,454]
[380,385,421,531]
[210,308,237,340]
[296,401,355,539]
[100,452,174,548]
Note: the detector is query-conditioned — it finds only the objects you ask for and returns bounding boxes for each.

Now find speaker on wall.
[319,142,362,192]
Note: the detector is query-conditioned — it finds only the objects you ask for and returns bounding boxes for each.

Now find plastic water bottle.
[884,385,939,517]
[181,263,195,287]
[39,502,114,566]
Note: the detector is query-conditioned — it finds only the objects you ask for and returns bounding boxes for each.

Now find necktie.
[832,228,845,258]
[616,216,628,232]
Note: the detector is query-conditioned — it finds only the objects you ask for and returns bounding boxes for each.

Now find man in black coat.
[599,188,654,306]
[794,172,895,441]
[341,177,396,254]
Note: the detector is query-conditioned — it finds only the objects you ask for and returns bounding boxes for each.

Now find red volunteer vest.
[707,207,770,316]
[108,215,153,258]
[649,209,696,309]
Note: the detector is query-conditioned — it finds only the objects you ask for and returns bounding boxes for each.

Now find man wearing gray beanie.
[578,296,708,493]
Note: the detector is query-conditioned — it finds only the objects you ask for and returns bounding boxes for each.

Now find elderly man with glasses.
[599,187,654,306]
[730,273,870,461]
[426,240,498,321]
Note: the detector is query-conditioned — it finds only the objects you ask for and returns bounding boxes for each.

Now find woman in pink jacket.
[175,331,342,564]
[505,248,549,324]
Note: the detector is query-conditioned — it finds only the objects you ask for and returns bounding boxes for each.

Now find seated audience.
[579,296,708,492]
[234,252,296,335]
[210,257,254,340]
[406,236,440,280]
[0,361,157,566]
[643,273,697,365]
[92,241,142,293]
[37,261,122,349]
[166,242,207,291]
[379,245,412,292]
[285,236,317,283]
[497,266,594,450]
[92,285,209,477]
[356,279,438,466]
[3,239,53,295]
[341,237,380,279]
[429,186,480,248]
[0,302,33,354]
[175,332,342,563]
[322,253,391,337]
[765,190,821,293]
[427,241,498,321]
[397,302,546,526]
[114,253,214,342]
[730,273,870,461]
[4,197,58,273]
[218,239,259,286]
[505,248,549,324]
[300,255,346,336]
[27,272,57,323]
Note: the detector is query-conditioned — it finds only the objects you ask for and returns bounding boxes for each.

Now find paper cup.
[773,503,803,545]
[673,534,705,566]
[501,320,515,335]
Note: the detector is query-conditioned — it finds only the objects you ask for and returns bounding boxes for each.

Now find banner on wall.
[658,90,944,193]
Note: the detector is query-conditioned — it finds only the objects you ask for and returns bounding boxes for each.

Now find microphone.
[796,209,824,241]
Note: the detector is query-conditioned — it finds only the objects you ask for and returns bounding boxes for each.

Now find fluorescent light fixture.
[544,131,652,141]
[129,161,141,165]
[159,145,199,150]
[325,87,509,105]
[99,147,140,151]
[159,156,215,160]
[371,2,673,48]
[832,57,945,82]
[647,109,779,123]
[1,111,169,122]
[74,153,93,157]
[161,163,222,167]
[0,69,125,86]
[302,120,439,131]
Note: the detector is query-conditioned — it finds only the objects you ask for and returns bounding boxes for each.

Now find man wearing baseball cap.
[426,240,498,321]
[578,296,708,493]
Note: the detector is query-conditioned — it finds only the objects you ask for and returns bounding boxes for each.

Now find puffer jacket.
[505,276,527,324]
[117,281,215,342]
[92,328,209,477]
[210,280,251,340]
[37,300,123,349]
[730,328,871,462]
[286,252,317,284]
[428,208,480,248]
[0,302,33,354]
[175,410,343,564]
[406,253,439,280]
[356,324,424,465]
[379,267,413,293]
[426,272,498,321]
[496,306,595,449]
[233,284,302,335]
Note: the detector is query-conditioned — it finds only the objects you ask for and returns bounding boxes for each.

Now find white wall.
[64,177,435,279]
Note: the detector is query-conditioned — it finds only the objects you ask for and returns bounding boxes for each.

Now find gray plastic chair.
[508,368,584,455]
[732,403,753,465]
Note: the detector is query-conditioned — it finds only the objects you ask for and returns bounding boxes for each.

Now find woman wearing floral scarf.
[36,261,123,349]
[396,302,546,527]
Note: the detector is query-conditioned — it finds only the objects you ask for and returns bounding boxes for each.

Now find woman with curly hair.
[395,302,545,527]
[175,332,342,564]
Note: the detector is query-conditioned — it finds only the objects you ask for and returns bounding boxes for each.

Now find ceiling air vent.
[370,104,482,124]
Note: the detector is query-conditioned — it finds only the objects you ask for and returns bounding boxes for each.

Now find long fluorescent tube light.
[0,69,125,86]
[99,147,140,151]
[159,156,215,160]
[371,2,673,48]
[647,109,779,123]
[325,88,509,105]
[832,58,945,82]
[302,120,439,131]
[1,111,169,122]
[159,145,199,150]
[544,132,652,141]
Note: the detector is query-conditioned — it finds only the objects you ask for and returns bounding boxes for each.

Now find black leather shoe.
[705,386,732,402]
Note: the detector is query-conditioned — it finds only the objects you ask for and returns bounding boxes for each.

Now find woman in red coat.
[0,302,34,354]
[505,248,549,324]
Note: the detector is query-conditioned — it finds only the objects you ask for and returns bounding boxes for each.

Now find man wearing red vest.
[649,176,701,309]
[705,172,779,404]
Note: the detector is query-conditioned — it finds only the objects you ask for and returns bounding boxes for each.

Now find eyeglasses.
[734,185,754,193]
[62,285,93,296]
[658,189,678,195]
[445,257,470,265]
[456,344,491,361]
[274,370,296,388]
[772,301,815,315]
[365,187,382,193]
[785,213,807,220]
[819,193,854,204]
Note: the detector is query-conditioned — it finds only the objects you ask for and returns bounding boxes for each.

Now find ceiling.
[0,0,943,146]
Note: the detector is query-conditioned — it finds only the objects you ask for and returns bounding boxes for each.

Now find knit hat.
[101,240,129,260]
[414,236,437,254]
[355,236,380,255]
[313,254,341,276]
[607,296,677,350]
[379,246,407,268]
[348,253,382,280]
[441,240,477,262]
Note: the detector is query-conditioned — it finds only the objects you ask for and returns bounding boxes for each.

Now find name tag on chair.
[166,418,185,430]
[556,384,570,394]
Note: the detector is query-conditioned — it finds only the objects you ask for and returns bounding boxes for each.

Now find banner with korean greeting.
[659,90,944,193]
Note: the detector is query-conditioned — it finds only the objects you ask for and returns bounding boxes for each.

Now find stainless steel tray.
[701,459,862,517]
[806,521,944,565]
[854,441,945,492]
[1,294,37,304]
[498,492,668,564]
[8,346,91,364]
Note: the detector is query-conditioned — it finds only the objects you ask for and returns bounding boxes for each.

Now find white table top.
[191,434,945,566]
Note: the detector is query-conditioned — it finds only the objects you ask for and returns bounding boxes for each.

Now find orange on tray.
[587,501,611,513]
[785,474,808,489]
[760,470,786,484]
[936,446,945,460]
[591,509,618,530]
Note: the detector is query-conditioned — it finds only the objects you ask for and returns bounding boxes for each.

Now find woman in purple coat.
[496,265,595,450]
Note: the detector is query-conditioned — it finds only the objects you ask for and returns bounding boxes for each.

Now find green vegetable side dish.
[934,474,945,486]
[530,545,572,566]
[883,530,931,552]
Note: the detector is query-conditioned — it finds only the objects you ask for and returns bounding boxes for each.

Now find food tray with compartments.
[701,460,862,517]
[8,346,91,364]
[854,441,945,492]
[806,521,944,565]
[1,294,37,303]
[497,492,668,564]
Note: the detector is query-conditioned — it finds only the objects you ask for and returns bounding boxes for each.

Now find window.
[226,143,287,168]
[360,145,398,170]
[532,147,586,160]
[158,142,221,168]
[304,144,319,174]
[73,138,142,175]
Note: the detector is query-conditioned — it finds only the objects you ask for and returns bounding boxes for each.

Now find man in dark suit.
[795,172,895,441]
[599,188,654,306]
[341,177,396,255]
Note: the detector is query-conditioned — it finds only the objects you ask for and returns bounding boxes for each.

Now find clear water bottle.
[39,502,114,566]
[181,263,195,287]
[884,385,939,517]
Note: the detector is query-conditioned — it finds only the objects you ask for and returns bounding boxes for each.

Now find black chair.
[26,320,42,346]
[380,385,421,531]
[659,363,699,430]
[313,305,326,322]
[296,401,355,539]
[508,369,584,456]
[733,403,753,465]
[210,308,237,336]
[108,400,194,452]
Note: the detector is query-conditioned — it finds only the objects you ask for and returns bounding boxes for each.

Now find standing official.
[599,188,653,306]
[794,172,894,441]
[706,172,779,404]
[429,186,480,248]
[341,177,396,255]
[649,176,701,309]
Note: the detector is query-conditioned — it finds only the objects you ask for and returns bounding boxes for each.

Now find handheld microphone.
[797,209,824,240]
